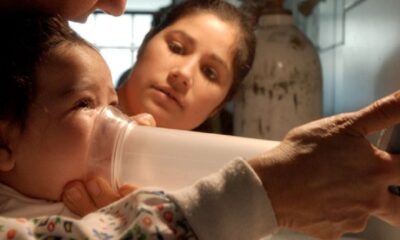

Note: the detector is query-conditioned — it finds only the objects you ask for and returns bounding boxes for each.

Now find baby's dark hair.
[138,0,256,105]
[0,11,90,130]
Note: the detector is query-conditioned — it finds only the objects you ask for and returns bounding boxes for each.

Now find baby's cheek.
[47,127,92,197]
[57,117,94,164]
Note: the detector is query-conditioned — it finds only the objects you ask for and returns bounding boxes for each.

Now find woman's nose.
[167,67,194,93]
[97,0,127,16]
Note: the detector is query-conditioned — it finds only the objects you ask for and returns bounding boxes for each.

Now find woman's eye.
[168,41,185,55]
[74,98,94,109]
[202,66,218,82]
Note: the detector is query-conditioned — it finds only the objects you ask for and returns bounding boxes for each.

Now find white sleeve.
[168,158,278,240]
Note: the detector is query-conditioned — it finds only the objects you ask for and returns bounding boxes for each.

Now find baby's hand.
[62,177,136,216]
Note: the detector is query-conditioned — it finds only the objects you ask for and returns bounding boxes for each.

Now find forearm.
[168,158,278,240]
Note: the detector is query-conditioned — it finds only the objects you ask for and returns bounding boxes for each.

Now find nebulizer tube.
[87,106,279,190]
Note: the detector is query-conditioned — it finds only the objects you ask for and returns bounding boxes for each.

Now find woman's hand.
[62,113,156,216]
[249,91,400,239]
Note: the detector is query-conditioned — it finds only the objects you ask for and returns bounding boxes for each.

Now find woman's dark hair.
[116,67,132,89]
[0,11,90,130]
[137,0,256,104]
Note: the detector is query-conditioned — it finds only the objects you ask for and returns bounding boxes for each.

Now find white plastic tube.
[89,107,280,190]
[113,124,279,190]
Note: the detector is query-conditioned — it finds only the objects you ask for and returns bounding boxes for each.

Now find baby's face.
[5,44,117,200]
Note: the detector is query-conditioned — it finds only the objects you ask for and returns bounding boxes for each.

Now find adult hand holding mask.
[249,90,400,239]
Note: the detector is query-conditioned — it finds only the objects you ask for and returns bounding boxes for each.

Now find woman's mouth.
[153,86,183,109]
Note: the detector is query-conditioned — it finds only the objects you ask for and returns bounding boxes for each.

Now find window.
[70,0,174,86]
[70,14,152,86]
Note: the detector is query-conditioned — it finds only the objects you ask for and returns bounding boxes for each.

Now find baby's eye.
[201,66,218,82]
[74,98,95,109]
[109,100,118,107]
[168,41,185,55]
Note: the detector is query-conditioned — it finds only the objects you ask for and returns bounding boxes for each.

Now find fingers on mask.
[118,184,137,197]
[85,177,120,208]
[62,181,97,216]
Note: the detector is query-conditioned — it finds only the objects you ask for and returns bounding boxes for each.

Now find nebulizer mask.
[86,106,279,190]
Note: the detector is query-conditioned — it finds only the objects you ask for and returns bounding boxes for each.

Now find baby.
[0,11,118,202]
[0,10,120,215]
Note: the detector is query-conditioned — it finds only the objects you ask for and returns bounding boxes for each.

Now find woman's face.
[1,44,117,200]
[119,12,238,130]
[34,0,127,22]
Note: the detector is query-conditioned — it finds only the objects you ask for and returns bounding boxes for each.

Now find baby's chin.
[18,187,62,202]
[32,180,80,202]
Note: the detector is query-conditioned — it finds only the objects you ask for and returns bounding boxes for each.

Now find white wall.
[321,0,400,115]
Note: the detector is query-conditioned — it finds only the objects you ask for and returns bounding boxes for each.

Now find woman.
[116,0,255,130]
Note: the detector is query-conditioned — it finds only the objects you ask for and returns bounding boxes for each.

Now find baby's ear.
[0,121,16,172]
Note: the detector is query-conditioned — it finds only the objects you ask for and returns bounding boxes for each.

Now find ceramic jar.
[234,13,322,140]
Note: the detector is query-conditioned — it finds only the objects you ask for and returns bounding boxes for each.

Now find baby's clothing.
[0,159,277,239]
[0,183,77,219]
[0,188,196,239]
